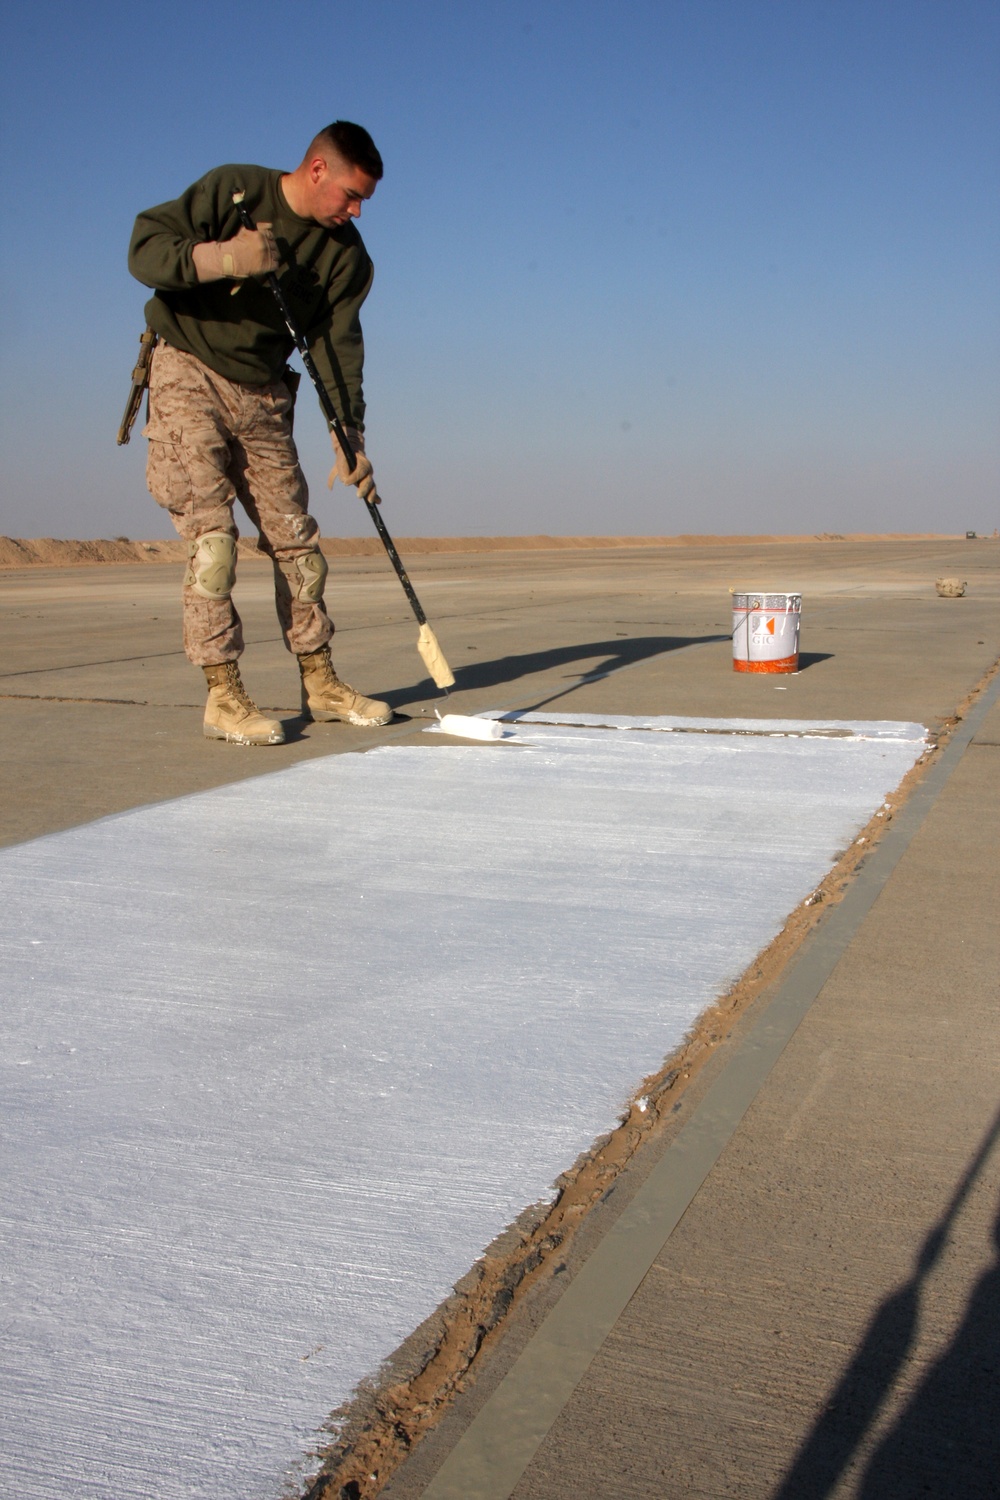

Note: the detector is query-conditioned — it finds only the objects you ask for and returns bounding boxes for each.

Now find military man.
[129,120,391,744]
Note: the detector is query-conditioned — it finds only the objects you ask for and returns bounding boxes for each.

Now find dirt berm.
[0,533,954,569]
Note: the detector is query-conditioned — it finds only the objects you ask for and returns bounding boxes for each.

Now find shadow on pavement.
[772,1100,1000,1500]
[384,633,727,709]
[796,652,834,671]
[855,1190,1000,1498]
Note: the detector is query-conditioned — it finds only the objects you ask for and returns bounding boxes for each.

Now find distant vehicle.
[966,530,977,539]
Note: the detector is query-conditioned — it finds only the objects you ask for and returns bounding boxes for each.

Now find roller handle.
[231,195,356,465]
[231,192,429,628]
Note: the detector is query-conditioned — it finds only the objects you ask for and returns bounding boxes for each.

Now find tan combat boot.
[298,646,392,726]
[202,662,285,745]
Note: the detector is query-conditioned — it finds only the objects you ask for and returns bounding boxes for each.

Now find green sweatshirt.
[128,163,373,429]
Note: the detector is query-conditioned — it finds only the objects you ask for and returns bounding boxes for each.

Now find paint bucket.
[731,591,801,673]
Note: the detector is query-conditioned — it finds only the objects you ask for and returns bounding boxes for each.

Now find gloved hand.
[192,223,279,282]
[328,427,380,504]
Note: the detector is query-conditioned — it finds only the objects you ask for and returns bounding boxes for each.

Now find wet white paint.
[486,710,927,740]
[0,717,925,1498]
[433,712,504,740]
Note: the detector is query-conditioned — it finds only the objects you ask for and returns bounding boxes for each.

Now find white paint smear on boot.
[0,717,924,1498]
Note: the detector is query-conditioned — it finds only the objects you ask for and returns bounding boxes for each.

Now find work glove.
[328,427,380,504]
[192,223,279,282]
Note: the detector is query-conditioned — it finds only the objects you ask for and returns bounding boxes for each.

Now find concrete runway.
[1,537,995,847]
[2,536,999,1499]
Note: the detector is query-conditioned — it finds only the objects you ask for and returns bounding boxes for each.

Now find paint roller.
[434,711,503,740]
[232,193,455,692]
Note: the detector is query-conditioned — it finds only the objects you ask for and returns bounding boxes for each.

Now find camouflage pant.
[144,341,333,665]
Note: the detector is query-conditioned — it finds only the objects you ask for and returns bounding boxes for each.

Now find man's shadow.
[772,1101,1000,1500]
[381,632,728,712]
[856,1193,1000,1498]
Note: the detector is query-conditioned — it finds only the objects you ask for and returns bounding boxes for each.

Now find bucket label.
[751,613,796,643]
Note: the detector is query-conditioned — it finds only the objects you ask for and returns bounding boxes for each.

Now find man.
[128,120,392,745]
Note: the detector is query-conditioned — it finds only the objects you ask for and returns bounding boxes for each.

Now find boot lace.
[303,646,341,688]
[223,660,258,711]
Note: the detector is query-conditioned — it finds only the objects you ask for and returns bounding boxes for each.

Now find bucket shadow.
[771,1100,1000,1500]
[795,652,834,672]
[384,633,727,710]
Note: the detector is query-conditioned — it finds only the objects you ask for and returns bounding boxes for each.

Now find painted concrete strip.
[418,670,1000,1500]
[1,718,922,1499]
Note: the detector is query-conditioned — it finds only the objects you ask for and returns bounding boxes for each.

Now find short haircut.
[313,121,384,180]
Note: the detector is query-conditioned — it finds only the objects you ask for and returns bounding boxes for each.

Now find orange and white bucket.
[731,591,801,673]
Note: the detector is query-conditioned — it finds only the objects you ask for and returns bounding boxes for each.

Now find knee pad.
[288,549,328,603]
[185,532,237,599]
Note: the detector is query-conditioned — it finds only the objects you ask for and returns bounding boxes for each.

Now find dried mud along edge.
[301,660,998,1500]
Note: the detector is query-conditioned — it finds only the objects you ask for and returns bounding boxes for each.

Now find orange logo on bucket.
[750,615,777,638]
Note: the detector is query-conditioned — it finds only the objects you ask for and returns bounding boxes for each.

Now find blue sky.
[1,0,997,538]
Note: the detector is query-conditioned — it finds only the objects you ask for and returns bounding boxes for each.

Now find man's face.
[308,155,377,229]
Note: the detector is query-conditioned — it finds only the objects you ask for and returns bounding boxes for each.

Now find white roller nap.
[0,715,925,1499]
